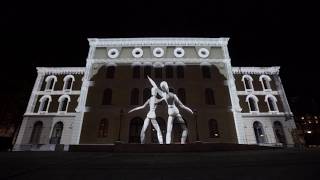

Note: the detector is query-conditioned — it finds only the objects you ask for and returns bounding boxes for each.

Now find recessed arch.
[253,121,266,144]
[58,95,71,112]
[29,121,43,144]
[246,94,259,112]
[38,95,52,112]
[45,75,57,91]
[265,94,278,112]
[50,121,63,144]
[259,75,272,90]
[241,75,254,91]
[63,75,75,91]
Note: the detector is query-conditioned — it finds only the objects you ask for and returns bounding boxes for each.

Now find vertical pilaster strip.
[26,69,45,113]
[71,44,95,144]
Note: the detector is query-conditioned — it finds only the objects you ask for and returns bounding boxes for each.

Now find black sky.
[1,1,319,111]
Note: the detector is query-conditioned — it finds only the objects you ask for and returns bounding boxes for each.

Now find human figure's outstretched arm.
[155,97,165,104]
[174,95,193,114]
[128,99,150,113]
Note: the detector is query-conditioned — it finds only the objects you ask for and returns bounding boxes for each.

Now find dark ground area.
[1,149,320,180]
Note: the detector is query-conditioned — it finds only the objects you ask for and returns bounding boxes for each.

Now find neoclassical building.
[14,38,297,151]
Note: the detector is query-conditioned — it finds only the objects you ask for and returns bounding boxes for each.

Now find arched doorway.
[29,121,43,144]
[50,122,64,144]
[253,121,266,144]
[129,117,143,143]
[273,121,286,144]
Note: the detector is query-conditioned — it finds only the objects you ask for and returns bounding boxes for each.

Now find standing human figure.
[147,77,193,144]
[128,87,164,144]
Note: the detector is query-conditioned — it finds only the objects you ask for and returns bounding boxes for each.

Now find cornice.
[88,37,230,47]
[37,67,85,75]
[87,58,230,65]
[232,67,280,75]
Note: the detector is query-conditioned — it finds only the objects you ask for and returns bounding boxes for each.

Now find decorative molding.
[88,37,230,47]
[107,48,120,58]
[237,91,279,96]
[241,112,292,117]
[198,48,210,58]
[24,113,78,117]
[37,67,85,75]
[87,58,230,64]
[36,91,81,95]
[174,47,185,58]
[153,47,164,58]
[232,67,280,75]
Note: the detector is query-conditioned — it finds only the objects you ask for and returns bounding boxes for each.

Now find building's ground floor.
[13,110,297,151]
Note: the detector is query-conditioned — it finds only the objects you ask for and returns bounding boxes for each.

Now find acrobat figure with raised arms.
[148,77,193,144]
[128,83,164,144]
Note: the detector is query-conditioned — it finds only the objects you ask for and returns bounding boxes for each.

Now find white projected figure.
[147,77,193,144]
[128,87,164,144]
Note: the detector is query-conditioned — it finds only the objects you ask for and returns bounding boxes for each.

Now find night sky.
[1,1,319,113]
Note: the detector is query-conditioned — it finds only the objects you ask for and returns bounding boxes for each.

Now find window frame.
[63,75,75,92]
[241,75,254,92]
[44,75,57,92]
[38,95,52,113]
[58,95,71,113]
[246,95,259,113]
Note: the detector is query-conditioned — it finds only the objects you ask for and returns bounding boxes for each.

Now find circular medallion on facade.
[174,47,185,58]
[132,48,143,58]
[107,48,119,58]
[153,47,164,58]
[198,48,210,58]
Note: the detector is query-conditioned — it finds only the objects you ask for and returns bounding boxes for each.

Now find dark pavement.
[1,149,320,180]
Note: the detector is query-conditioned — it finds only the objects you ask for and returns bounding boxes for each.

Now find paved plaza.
[1,149,320,180]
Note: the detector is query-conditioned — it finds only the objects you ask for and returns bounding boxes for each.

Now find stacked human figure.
[128,76,193,144]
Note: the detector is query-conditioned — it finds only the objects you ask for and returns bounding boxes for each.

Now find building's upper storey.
[87,38,230,61]
[232,67,280,92]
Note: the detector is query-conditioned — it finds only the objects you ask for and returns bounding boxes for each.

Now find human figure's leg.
[151,119,163,144]
[177,116,188,144]
[166,116,174,144]
[140,118,150,144]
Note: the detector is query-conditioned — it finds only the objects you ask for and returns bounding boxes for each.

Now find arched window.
[259,75,272,90]
[246,95,259,112]
[202,66,211,79]
[165,66,173,78]
[45,75,57,91]
[131,88,139,105]
[144,66,152,78]
[242,75,253,91]
[151,117,166,143]
[143,88,151,102]
[63,75,75,91]
[177,88,186,104]
[106,66,115,79]
[209,119,219,138]
[29,121,43,144]
[50,122,63,144]
[132,66,140,79]
[102,88,112,105]
[38,95,51,112]
[98,119,109,138]
[154,67,163,79]
[58,95,70,112]
[265,95,278,112]
[177,65,184,79]
[129,117,143,143]
[205,88,215,105]
[273,121,286,144]
[253,121,266,144]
